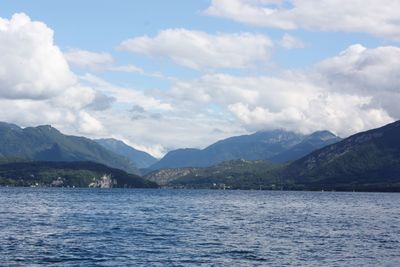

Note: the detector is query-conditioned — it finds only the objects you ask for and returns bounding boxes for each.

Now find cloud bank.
[1,12,399,156]
[205,0,400,40]
[169,44,399,136]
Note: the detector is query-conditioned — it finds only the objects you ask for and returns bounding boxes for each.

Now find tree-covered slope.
[153,121,400,192]
[281,120,400,191]
[0,122,138,174]
[146,159,281,189]
[0,161,158,188]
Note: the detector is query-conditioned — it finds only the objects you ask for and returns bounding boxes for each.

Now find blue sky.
[1,0,400,156]
[1,0,387,81]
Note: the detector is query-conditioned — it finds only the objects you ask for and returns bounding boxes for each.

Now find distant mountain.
[0,122,138,174]
[95,138,158,169]
[0,161,158,188]
[149,148,202,170]
[149,129,341,171]
[162,120,400,192]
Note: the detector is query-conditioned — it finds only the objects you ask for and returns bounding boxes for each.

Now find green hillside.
[149,121,400,192]
[0,122,138,174]
[0,161,158,188]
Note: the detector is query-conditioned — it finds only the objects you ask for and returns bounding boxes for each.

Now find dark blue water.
[0,188,399,266]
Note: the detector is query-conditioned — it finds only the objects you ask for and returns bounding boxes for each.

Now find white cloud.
[78,111,104,134]
[280,33,305,49]
[0,13,105,135]
[169,44,400,136]
[205,0,400,40]
[119,28,273,70]
[64,48,144,73]
[109,65,144,73]
[316,44,400,117]
[0,13,77,99]
[80,74,173,112]
[63,44,400,153]
[1,13,400,158]
[0,98,105,135]
[93,107,245,158]
[64,49,113,69]
[0,13,241,156]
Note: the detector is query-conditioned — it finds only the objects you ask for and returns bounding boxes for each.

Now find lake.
[0,188,399,266]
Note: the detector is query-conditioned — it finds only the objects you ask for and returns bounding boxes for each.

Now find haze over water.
[1,188,399,266]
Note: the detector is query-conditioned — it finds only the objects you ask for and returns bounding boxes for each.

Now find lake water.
[0,188,399,266]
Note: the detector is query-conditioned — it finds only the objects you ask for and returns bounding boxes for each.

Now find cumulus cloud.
[60,44,400,152]
[2,13,400,157]
[0,13,105,135]
[0,13,77,99]
[205,0,400,40]
[119,28,273,70]
[64,48,144,73]
[169,44,400,136]
[0,98,105,135]
[317,45,400,94]
[0,13,247,157]
[316,44,400,117]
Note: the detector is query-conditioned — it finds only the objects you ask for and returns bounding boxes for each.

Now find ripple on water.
[0,188,400,266]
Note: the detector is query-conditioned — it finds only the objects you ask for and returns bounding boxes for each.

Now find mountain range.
[147,120,400,191]
[1,119,399,191]
[0,121,343,176]
[0,122,139,174]
[148,129,341,171]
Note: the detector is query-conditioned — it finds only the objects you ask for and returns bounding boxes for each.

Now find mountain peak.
[28,125,62,134]
[36,124,57,130]
[307,130,339,141]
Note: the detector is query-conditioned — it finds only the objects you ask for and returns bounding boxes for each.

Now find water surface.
[1,188,399,266]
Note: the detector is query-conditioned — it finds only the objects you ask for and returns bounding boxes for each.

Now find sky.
[0,0,400,157]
